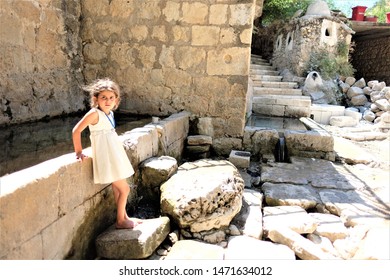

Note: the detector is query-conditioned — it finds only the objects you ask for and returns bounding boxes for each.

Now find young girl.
[72,78,142,229]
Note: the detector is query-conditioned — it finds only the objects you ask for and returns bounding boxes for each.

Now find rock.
[383,87,390,99]
[374,99,390,111]
[267,227,339,260]
[262,183,321,210]
[187,135,213,145]
[372,81,386,91]
[232,188,263,239]
[339,81,350,93]
[370,90,385,102]
[363,110,376,122]
[350,94,368,106]
[263,205,319,234]
[309,213,348,242]
[367,80,379,88]
[160,159,244,233]
[95,217,170,259]
[225,235,296,260]
[362,86,372,95]
[284,129,334,153]
[352,78,366,88]
[380,111,390,123]
[344,108,362,121]
[345,77,356,86]
[307,233,340,257]
[333,136,375,164]
[228,150,251,168]
[228,224,241,236]
[165,240,224,260]
[329,116,358,127]
[352,224,390,260]
[139,156,178,203]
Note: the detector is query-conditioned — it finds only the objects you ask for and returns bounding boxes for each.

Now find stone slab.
[225,236,295,260]
[165,240,224,260]
[95,217,170,259]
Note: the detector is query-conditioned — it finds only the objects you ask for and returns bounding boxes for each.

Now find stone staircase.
[250,54,311,118]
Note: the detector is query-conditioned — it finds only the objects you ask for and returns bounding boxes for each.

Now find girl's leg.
[111,179,142,229]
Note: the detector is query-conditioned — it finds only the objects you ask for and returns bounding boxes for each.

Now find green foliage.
[261,0,337,25]
[304,42,356,79]
[366,0,390,23]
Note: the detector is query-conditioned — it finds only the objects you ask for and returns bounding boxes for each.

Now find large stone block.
[160,159,244,232]
[96,217,170,259]
[207,47,249,76]
[139,156,178,203]
[285,129,334,152]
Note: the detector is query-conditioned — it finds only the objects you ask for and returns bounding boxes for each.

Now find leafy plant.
[304,42,355,79]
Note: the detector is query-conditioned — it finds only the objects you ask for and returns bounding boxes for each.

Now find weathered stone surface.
[329,116,358,127]
[228,150,251,168]
[139,156,178,203]
[318,189,389,226]
[263,206,318,234]
[306,233,340,257]
[225,236,295,260]
[160,159,244,232]
[352,224,390,260]
[232,188,263,239]
[187,135,213,145]
[1,1,84,126]
[333,136,375,164]
[284,129,334,153]
[267,227,339,260]
[262,182,321,209]
[350,94,368,106]
[375,99,390,111]
[345,77,356,86]
[95,217,170,260]
[242,127,279,157]
[347,86,364,99]
[165,240,224,260]
[309,213,348,242]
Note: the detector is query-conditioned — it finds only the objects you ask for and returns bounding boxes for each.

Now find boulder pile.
[338,77,390,132]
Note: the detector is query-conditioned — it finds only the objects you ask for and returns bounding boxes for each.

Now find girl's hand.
[76,153,87,162]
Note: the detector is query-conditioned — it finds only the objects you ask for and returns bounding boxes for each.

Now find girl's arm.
[72,109,98,161]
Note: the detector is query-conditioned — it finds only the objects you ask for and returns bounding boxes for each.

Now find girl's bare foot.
[125,215,143,225]
[116,219,140,229]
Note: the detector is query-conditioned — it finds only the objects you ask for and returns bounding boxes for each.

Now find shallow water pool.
[0,112,151,177]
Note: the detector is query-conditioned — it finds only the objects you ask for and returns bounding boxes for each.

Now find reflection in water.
[0,113,151,177]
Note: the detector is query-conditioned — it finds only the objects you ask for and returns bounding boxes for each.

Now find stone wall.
[0,111,189,260]
[272,16,353,77]
[81,0,256,146]
[352,36,390,85]
[0,0,85,126]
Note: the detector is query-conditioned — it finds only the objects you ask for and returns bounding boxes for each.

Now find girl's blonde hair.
[83,78,121,110]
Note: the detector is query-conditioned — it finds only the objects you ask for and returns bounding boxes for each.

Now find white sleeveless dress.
[88,108,134,184]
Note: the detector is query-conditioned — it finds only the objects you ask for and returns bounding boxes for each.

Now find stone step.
[253,87,302,96]
[253,81,298,89]
[251,54,266,61]
[251,75,283,82]
[250,69,280,76]
[251,60,271,66]
[250,63,273,70]
[95,217,170,259]
[252,95,311,118]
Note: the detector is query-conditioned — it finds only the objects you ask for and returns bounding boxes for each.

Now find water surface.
[0,113,151,177]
